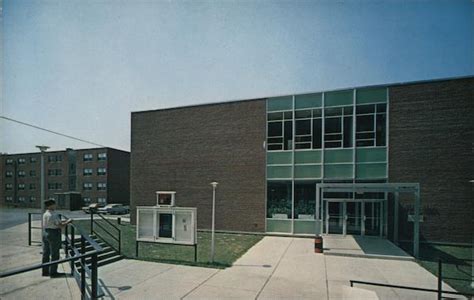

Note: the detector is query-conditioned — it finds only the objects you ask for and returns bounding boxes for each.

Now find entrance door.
[364,201,383,236]
[326,201,345,234]
[346,202,362,235]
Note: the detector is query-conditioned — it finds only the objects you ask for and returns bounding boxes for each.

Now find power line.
[1,116,107,148]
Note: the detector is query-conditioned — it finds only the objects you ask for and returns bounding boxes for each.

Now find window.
[48,169,62,176]
[97,197,107,205]
[6,159,13,165]
[48,183,62,190]
[6,171,13,177]
[267,181,292,219]
[267,111,293,151]
[30,183,36,190]
[18,196,26,202]
[30,157,37,163]
[324,106,353,148]
[6,196,13,202]
[18,184,25,190]
[30,170,36,177]
[30,196,36,203]
[18,158,26,164]
[295,110,312,149]
[83,197,91,204]
[83,183,93,190]
[6,183,13,190]
[48,155,62,162]
[83,168,93,176]
[83,154,93,161]
[294,183,316,219]
[18,171,26,177]
[356,103,386,147]
[97,168,107,176]
[97,183,107,191]
[98,153,107,161]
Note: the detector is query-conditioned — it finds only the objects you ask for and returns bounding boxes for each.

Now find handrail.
[90,210,122,255]
[95,211,120,232]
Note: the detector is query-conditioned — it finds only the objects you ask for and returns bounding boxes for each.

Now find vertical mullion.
[291,96,295,234]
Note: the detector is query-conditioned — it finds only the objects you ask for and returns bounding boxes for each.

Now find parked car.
[98,204,129,215]
[82,203,104,214]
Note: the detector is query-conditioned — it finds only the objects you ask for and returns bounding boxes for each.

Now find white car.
[98,204,129,215]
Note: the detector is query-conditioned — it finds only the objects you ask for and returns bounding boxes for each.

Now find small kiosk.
[136,191,198,261]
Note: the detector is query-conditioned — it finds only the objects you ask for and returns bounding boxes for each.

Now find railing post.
[117,217,121,225]
[80,236,86,299]
[118,231,121,255]
[437,259,442,300]
[65,225,69,258]
[91,253,98,300]
[28,213,32,246]
[90,210,94,235]
[70,225,75,275]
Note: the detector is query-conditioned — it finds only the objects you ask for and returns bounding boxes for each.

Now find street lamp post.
[36,145,49,247]
[210,181,218,263]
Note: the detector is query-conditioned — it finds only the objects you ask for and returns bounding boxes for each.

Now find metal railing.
[90,210,121,255]
[350,259,474,300]
[3,217,104,300]
[28,212,43,245]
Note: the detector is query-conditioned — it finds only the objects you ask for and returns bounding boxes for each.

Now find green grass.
[400,241,473,295]
[73,219,263,269]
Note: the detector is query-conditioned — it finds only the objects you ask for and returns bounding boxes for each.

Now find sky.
[1,0,473,154]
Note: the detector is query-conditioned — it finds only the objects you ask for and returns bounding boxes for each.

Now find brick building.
[0,147,130,208]
[130,76,473,243]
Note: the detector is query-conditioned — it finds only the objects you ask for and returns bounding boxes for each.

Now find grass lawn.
[400,241,473,295]
[73,219,263,269]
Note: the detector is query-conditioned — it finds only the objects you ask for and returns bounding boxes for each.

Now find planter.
[298,214,314,220]
[272,214,288,219]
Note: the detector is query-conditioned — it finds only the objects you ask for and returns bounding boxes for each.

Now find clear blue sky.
[1,0,473,153]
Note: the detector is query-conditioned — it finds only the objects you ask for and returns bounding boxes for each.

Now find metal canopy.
[316,182,421,258]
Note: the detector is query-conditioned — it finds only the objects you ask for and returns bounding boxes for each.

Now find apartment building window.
[6,170,13,177]
[18,170,26,177]
[6,183,13,190]
[98,153,107,161]
[30,183,36,190]
[83,154,93,161]
[48,169,62,176]
[18,158,26,164]
[30,157,37,163]
[18,196,26,202]
[97,168,106,176]
[18,184,26,190]
[6,196,13,202]
[98,197,107,205]
[6,159,13,165]
[83,183,93,190]
[48,155,63,162]
[48,183,62,190]
[30,196,36,203]
[83,197,91,204]
[97,183,107,191]
[30,170,36,177]
[356,103,387,147]
[83,168,93,176]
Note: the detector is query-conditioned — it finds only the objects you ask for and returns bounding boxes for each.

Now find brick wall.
[107,149,130,205]
[130,100,267,232]
[388,77,474,243]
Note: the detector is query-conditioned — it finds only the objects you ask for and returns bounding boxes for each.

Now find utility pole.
[36,145,49,246]
[210,181,218,263]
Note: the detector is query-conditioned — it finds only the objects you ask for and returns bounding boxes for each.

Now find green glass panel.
[324,149,353,163]
[356,163,387,179]
[356,88,387,104]
[294,220,317,234]
[266,219,292,233]
[324,164,353,179]
[294,165,321,179]
[267,166,292,179]
[295,93,322,109]
[356,148,387,163]
[294,150,322,164]
[325,90,353,107]
[267,96,293,111]
[267,152,292,165]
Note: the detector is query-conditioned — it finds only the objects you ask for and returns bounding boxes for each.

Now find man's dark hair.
[44,199,56,208]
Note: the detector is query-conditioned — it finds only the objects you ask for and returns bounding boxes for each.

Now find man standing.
[42,199,72,277]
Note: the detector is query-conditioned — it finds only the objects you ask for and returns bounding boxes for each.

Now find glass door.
[327,201,344,234]
[346,202,362,235]
[364,201,382,236]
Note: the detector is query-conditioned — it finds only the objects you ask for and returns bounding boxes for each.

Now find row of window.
[5,168,106,177]
[83,153,107,161]
[6,183,37,190]
[5,152,107,165]
[83,183,107,191]
[83,197,107,204]
[5,196,36,203]
[267,103,387,151]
